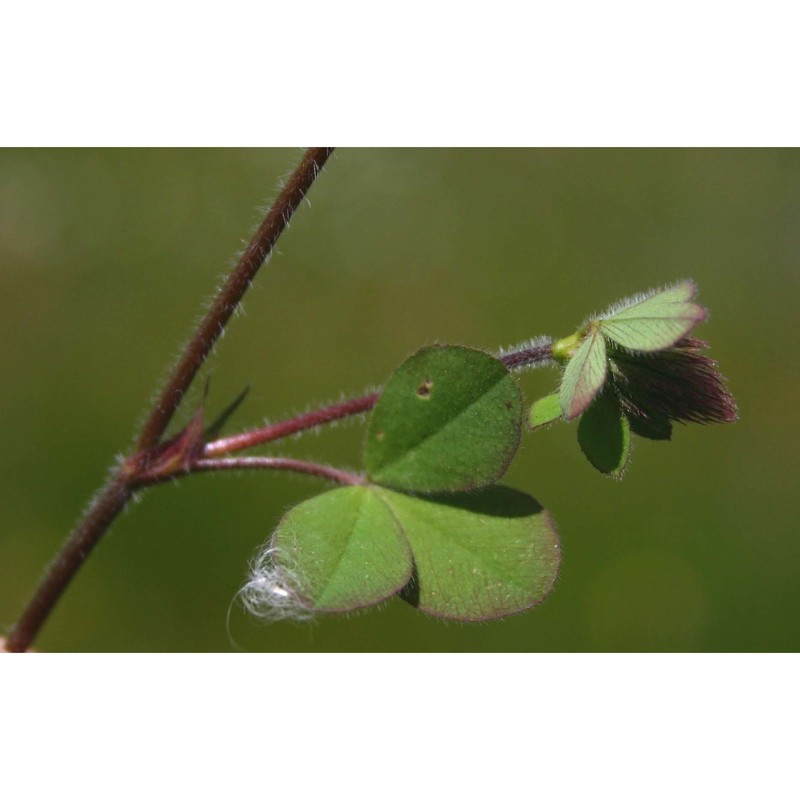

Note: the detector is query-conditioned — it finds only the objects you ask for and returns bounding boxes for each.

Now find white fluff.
[237,545,315,623]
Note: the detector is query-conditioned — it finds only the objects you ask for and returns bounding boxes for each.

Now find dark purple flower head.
[608,337,738,436]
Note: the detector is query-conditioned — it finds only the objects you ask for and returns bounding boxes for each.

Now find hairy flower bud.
[609,337,738,428]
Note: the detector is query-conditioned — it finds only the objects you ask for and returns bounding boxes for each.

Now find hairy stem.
[136,147,334,452]
[191,457,364,486]
[205,392,380,457]
[500,341,554,371]
[5,476,131,653]
[5,149,334,654]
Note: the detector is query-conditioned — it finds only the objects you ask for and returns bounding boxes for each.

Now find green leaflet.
[270,486,412,612]
[365,345,522,493]
[577,391,631,478]
[529,393,562,429]
[600,280,707,352]
[376,486,561,622]
[559,326,607,421]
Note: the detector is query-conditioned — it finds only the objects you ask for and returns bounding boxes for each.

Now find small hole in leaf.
[416,380,433,398]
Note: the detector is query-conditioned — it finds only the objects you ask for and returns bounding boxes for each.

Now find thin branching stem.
[128,457,363,490]
[191,457,364,486]
[204,392,380,457]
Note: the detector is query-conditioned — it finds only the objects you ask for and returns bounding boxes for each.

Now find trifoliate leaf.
[559,326,607,421]
[365,345,522,493]
[577,390,631,478]
[270,486,412,612]
[600,280,707,352]
[375,486,561,621]
[529,393,563,429]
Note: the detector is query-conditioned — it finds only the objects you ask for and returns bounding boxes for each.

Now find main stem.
[5,478,131,653]
[5,148,334,653]
[137,147,334,452]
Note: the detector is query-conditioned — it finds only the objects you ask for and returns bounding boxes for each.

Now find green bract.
[599,280,707,352]
[529,393,561,430]
[559,326,607,421]
[365,345,522,492]
[270,486,412,612]
[577,391,631,478]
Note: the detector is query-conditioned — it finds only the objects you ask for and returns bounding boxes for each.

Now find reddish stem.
[191,457,364,486]
[204,392,380,457]
[136,147,334,453]
[500,341,554,371]
[4,477,131,653]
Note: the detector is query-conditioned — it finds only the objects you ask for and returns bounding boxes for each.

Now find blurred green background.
[1,148,797,652]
